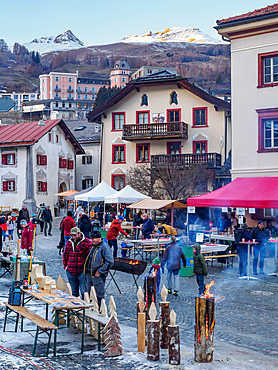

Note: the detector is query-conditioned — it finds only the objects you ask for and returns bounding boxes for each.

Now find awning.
[128,199,187,209]
[53,190,78,197]
[75,181,117,202]
[187,177,278,209]
[105,185,151,204]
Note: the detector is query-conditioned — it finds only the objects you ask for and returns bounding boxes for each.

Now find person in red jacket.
[61,211,76,247]
[107,216,130,258]
[20,220,35,256]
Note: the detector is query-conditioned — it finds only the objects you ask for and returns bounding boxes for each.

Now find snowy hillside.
[121,27,221,44]
[24,30,86,54]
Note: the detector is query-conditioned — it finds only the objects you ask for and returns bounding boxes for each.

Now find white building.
[131,66,177,80]
[0,92,39,111]
[215,3,278,179]
[0,119,84,215]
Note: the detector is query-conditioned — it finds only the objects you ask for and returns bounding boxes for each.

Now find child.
[21,220,35,256]
[193,243,207,295]
[7,216,15,241]
[149,257,162,294]
[161,236,186,296]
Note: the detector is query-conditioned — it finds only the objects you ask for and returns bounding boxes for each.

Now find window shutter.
[59,158,62,168]
[68,159,74,169]
[62,159,67,168]
[11,180,15,191]
[82,180,86,189]
[3,181,8,191]
[42,182,47,192]
[37,154,40,165]
[2,154,7,165]
[41,155,47,165]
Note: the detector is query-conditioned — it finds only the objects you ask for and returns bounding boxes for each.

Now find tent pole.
[103,202,106,225]
[171,203,174,227]
[186,211,189,242]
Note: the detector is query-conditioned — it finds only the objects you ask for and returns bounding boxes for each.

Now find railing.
[151,153,221,168]
[54,88,61,92]
[122,122,188,140]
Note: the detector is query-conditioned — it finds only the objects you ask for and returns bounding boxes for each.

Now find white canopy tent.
[105,185,151,216]
[75,180,117,202]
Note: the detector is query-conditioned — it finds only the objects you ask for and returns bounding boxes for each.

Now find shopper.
[79,214,92,238]
[38,203,46,232]
[250,220,270,275]
[84,230,114,306]
[20,220,35,256]
[142,213,154,239]
[161,236,186,296]
[16,210,26,239]
[61,211,76,246]
[7,216,15,241]
[235,223,252,277]
[42,205,53,236]
[107,216,130,258]
[193,243,208,295]
[63,227,92,299]
[21,205,30,223]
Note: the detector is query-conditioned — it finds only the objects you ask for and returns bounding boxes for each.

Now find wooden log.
[194,296,215,363]
[138,312,146,352]
[159,301,170,349]
[147,320,160,361]
[168,325,180,365]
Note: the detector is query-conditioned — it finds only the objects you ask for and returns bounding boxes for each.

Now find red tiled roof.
[216,3,278,25]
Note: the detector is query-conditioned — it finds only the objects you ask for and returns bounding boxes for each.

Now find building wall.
[230,29,278,179]
[0,92,39,111]
[101,84,230,187]
[75,143,100,191]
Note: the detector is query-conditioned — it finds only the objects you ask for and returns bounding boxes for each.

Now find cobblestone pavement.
[1,217,278,369]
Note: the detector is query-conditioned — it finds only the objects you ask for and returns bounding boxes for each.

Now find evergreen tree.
[93,86,121,110]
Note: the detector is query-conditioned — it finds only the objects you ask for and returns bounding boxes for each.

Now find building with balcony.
[0,92,39,111]
[88,70,231,191]
[110,60,132,88]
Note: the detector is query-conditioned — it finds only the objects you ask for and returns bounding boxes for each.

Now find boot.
[173,290,179,296]
[167,289,172,294]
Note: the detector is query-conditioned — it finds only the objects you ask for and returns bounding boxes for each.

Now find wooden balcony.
[151,153,221,169]
[122,122,188,141]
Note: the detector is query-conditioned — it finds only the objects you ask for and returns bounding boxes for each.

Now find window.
[14,95,18,99]
[55,77,59,81]
[56,135,59,143]
[170,91,178,105]
[167,142,181,155]
[112,145,125,163]
[193,141,207,153]
[3,180,15,192]
[37,154,47,165]
[1,153,15,165]
[68,85,73,91]
[141,94,148,107]
[38,181,47,192]
[84,95,89,100]
[77,94,82,99]
[258,52,278,88]
[62,102,65,108]
[84,103,88,109]
[41,79,45,84]
[59,158,67,168]
[77,87,82,93]
[54,84,60,91]
[193,108,208,127]
[55,93,60,98]
[68,77,72,82]
[55,102,59,108]
[137,111,149,124]
[257,108,278,153]
[114,78,118,83]
[112,112,125,130]
[167,109,180,122]
[91,87,96,93]
[122,78,126,82]
[69,103,72,108]
[84,87,88,93]
[42,86,45,91]
[82,155,92,164]
[68,93,73,99]
[112,174,125,191]
[82,178,93,189]
[67,159,74,169]
[136,144,150,163]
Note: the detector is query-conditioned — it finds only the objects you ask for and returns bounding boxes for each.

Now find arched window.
[170,91,178,105]
[141,94,148,107]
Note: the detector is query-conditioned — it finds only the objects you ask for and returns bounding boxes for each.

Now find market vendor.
[158,224,177,236]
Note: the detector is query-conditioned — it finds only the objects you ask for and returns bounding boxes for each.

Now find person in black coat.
[132,210,143,239]
[79,214,92,239]
[16,210,25,239]
[235,223,252,277]
[42,205,53,236]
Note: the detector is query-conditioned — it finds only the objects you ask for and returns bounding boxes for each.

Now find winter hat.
[242,223,248,229]
[20,220,27,226]
[118,216,124,221]
[46,204,50,208]
[70,227,80,234]
[152,257,160,266]
[91,230,101,239]
[258,220,264,225]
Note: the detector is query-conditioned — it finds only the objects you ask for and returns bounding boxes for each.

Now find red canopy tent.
[187,177,278,209]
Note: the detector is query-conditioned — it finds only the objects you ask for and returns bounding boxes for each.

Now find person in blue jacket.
[142,213,154,239]
[217,212,231,232]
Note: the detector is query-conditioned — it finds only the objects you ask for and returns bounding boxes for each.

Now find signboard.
[238,216,244,224]
[0,96,15,112]
[249,208,255,214]
[222,207,228,212]
[188,206,196,214]
[196,233,204,243]
[236,208,245,216]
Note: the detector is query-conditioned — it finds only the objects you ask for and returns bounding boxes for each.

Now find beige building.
[88,70,231,191]
[215,4,278,179]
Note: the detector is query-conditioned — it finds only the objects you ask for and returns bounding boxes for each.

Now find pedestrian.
[149,257,163,294]
[142,213,154,239]
[0,216,8,242]
[235,223,252,277]
[132,210,143,239]
[20,219,35,256]
[193,243,208,295]
[250,220,270,275]
[158,223,177,236]
[61,211,76,246]
[217,212,231,232]
[42,205,53,236]
[16,210,26,239]
[107,216,130,258]
[38,203,46,232]
[84,230,114,306]
[79,214,92,239]
[161,236,186,296]
[63,227,92,299]
[230,212,238,231]
[7,216,15,241]
[21,205,30,223]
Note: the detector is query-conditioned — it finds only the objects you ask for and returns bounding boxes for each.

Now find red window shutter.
[68,159,74,169]
[42,182,47,192]
[3,181,8,191]
[37,154,40,165]
[62,159,67,168]
[2,154,7,165]
[59,158,62,168]
[41,155,47,165]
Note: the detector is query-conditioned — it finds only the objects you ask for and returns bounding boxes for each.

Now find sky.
[0,0,274,47]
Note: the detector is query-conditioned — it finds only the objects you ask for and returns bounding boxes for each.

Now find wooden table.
[238,241,258,281]
[127,238,171,259]
[21,287,93,356]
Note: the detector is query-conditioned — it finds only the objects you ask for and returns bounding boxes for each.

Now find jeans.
[2,231,8,241]
[167,268,180,291]
[86,273,106,307]
[66,270,87,299]
[39,220,44,232]
[108,239,118,258]
[196,274,205,295]
[237,245,247,276]
[253,244,266,273]
[8,230,14,241]
[44,221,52,235]
[64,235,71,247]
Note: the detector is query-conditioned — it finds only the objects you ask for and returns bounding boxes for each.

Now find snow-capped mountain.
[121,27,221,44]
[24,30,85,54]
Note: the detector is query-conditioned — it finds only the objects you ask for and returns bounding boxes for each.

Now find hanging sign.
[238,216,244,224]
[222,207,228,212]
[249,208,255,214]
[236,208,245,216]
[196,233,204,243]
[188,206,196,214]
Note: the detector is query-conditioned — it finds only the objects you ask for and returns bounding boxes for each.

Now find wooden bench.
[85,310,110,351]
[4,302,57,356]
[204,254,237,268]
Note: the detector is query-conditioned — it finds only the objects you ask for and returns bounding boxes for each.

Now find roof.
[64,119,101,143]
[113,60,131,70]
[0,119,84,154]
[75,180,117,202]
[105,185,151,204]
[216,3,278,27]
[128,199,187,209]
[187,177,278,208]
[87,70,230,122]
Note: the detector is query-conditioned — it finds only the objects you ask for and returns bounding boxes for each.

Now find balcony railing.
[151,153,221,169]
[54,88,61,92]
[122,122,188,140]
